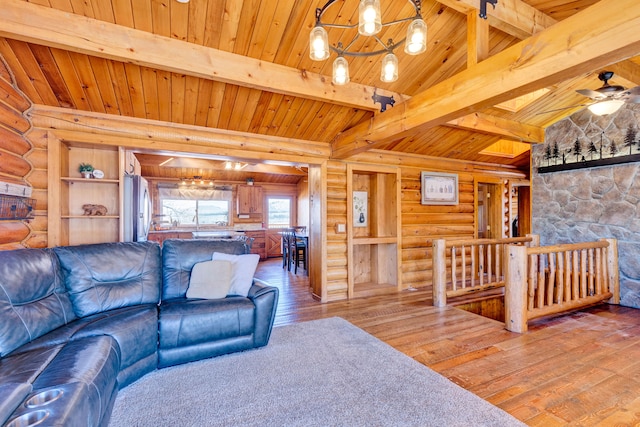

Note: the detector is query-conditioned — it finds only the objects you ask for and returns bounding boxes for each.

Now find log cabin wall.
[324,153,525,301]
[532,104,640,309]
[0,55,43,250]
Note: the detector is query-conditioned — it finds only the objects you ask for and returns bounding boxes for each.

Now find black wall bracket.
[479,0,498,19]
[372,90,395,112]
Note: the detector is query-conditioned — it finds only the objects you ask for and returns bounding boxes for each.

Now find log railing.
[432,235,538,307]
[505,238,620,333]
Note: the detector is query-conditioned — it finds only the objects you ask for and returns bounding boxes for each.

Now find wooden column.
[504,244,528,333]
[526,233,540,247]
[467,11,489,67]
[432,239,447,307]
[602,238,620,304]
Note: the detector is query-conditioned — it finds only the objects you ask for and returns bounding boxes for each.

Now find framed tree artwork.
[352,191,368,227]
[421,172,458,205]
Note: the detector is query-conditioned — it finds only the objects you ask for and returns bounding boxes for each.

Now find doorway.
[477,182,502,239]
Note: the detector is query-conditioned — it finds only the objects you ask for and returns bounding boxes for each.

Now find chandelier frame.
[314,0,423,57]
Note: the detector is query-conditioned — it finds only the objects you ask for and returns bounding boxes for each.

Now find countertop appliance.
[123,175,152,242]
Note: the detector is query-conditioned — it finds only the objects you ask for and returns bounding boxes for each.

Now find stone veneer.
[532,104,640,309]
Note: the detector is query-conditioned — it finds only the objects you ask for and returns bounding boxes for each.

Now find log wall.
[0,55,38,250]
[322,152,526,301]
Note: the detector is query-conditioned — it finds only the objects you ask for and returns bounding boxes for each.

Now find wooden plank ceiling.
[1,0,639,180]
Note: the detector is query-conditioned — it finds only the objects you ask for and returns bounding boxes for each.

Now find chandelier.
[309,0,427,85]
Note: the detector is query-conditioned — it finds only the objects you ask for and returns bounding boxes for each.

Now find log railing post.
[433,239,447,307]
[526,234,540,247]
[602,238,620,304]
[504,244,529,333]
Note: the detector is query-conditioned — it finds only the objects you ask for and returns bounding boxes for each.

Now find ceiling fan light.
[332,56,350,85]
[380,53,398,83]
[224,161,232,170]
[359,0,382,36]
[587,99,624,116]
[404,18,427,55]
[309,26,330,61]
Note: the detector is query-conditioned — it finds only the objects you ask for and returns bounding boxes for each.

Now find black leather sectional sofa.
[0,239,279,427]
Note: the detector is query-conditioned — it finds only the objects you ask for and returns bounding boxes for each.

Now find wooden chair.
[290,230,307,275]
[281,228,293,269]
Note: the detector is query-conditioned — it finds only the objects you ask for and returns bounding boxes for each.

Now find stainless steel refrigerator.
[123,175,152,242]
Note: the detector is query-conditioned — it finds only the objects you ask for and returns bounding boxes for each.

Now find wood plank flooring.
[256,258,640,426]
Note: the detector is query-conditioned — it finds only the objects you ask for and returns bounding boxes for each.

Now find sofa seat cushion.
[0,248,76,357]
[54,241,161,318]
[10,305,159,388]
[159,297,255,350]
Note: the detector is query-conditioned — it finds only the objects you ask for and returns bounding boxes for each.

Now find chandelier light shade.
[404,18,427,55]
[310,0,426,85]
[587,99,624,116]
[381,53,399,83]
[333,56,350,85]
[359,0,382,36]
[309,26,330,61]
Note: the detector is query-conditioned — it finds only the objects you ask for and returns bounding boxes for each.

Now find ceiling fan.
[576,71,640,103]
[537,71,640,116]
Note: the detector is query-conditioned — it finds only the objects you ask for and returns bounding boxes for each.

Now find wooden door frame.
[474,177,505,239]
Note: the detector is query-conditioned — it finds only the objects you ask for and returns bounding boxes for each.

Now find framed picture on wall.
[421,172,458,205]
[353,191,368,227]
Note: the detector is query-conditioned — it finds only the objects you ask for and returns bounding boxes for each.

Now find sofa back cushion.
[54,241,162,318]
[0,248,76,357]
[162,239,250,300]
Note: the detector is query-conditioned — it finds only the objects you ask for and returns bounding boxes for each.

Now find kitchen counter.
[191,230,246,239]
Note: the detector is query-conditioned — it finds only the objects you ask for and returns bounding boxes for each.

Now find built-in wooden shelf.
[347,164,402,299]
[61,177,120,184]
[62,215,120,219]
[351,236,397,245]
[49,142,124,246]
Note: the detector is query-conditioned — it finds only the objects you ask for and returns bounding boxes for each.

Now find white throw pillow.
[211,252,260,297]
[186,260,233,299]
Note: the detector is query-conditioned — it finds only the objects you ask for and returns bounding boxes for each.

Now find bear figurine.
[82,204,108,216]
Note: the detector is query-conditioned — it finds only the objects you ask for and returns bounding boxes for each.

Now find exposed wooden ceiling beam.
[0,0,400,112]
[437,0,556,39]
[445,113,544,143]
[608,60,640,85]
[330,0,640,159]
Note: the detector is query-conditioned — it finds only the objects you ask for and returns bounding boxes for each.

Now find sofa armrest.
[247,279,279,347]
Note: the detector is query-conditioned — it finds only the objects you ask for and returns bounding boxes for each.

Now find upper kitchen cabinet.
[237,185,263,215]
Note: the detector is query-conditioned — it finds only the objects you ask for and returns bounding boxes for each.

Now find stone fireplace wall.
[532,104,640,308]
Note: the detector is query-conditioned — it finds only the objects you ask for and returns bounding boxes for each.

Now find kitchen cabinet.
[245,230,266,260]
[237,185,263,215]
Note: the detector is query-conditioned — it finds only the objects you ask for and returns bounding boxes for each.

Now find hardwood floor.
[256,258,640,426]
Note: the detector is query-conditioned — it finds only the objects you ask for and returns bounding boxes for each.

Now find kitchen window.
[266,197,292,229]
[158,186,232,228]
[162,199,230,227]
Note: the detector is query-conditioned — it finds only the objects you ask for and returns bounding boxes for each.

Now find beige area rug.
[109,317,525,426]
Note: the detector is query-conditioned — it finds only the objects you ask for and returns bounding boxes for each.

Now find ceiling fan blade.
[576,88,607,99]
[625,95,640,104]
[626,85,640,96]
